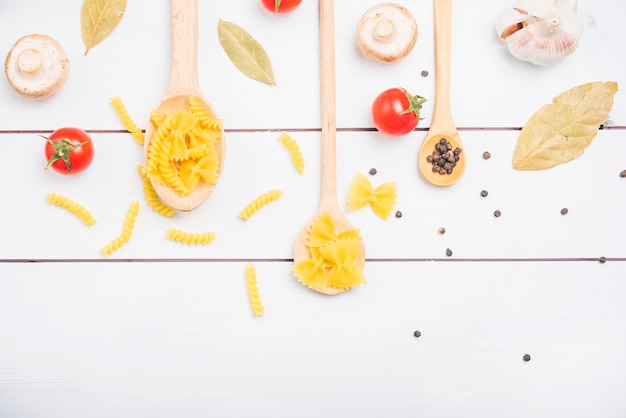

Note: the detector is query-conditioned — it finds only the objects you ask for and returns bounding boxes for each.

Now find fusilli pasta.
[101,201,140,257]
[46,193,96,226]
[278,131,305,174]
[166,228,215,245]
[245,263,264,317]
[110,96,144,145]
[137,165,175,218]
[238,189,283,221]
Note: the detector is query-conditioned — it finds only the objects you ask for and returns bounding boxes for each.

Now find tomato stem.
[400,89,427,120]
[42,136,87,173]
[274,0,281,12]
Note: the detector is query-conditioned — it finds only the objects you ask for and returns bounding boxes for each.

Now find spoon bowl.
[143,0,224,212]
[293,0,365,296]
[418,0,465,187]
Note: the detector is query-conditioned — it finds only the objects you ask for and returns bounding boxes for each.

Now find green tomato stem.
[42,136,87,173]
[400,89,427,120]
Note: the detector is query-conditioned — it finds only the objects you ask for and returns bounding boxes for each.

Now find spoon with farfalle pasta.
[143,0,225,211]
[292,0,366,296]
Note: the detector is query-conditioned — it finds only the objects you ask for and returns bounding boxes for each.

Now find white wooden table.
[1,1,625,417]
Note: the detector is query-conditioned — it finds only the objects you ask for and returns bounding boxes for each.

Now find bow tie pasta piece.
[347,172,397,220]
[307,212,360,248]
[319,238,367,290]
[292,212,366,292]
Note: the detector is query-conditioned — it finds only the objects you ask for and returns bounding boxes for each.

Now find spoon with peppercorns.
[418,0,465,186]
[293,0,365,295]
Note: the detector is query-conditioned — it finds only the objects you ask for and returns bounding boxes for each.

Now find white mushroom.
[5,34,70,99]
[357,3,418,63]
[496,0,583,65]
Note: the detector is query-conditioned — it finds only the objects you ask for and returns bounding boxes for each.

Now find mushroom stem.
[548,16,560,31]
[17,48,43,74]
[374,18,396,40]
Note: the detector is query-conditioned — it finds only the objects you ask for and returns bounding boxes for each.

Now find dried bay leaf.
[218,19,276,86]
[81,0,127,56]
[512,81,618,171]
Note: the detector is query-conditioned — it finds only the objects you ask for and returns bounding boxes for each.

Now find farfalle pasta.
[347,173,397,220]
[278,131,305,174]
[245,263,264,317]
[136,165,175,218]
[101,201,140,257]
[166,228,216,245]
[238,189,283,221]
[46,193,96,226]
[292,212,366,292]
[110,96,144,145]
[144,97,222,196]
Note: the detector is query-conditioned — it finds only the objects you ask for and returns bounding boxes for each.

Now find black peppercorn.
[438,227,446,235]
[620,170,626,178]
[413,330,422,337]
[480,190,488,197]
[368,168,377,175]
[560,208,568,215]
[599,256,607,264]
[494,210,501,217]
[482,151,491,160]
[523,354,531,362]
[445,248,453,257]
[395,210,402,218]
[421,70,429,77]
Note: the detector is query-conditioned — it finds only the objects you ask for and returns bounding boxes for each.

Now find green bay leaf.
[512,81,618,171]
[81,0,127,56]
[218,19,276,86]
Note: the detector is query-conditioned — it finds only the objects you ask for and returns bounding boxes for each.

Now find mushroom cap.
[356,3,418,63]
[5,34,70,99]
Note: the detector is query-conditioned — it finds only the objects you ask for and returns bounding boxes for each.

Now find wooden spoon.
[418,0,465,186]
[143,0,225,211]
[293,0,365,296]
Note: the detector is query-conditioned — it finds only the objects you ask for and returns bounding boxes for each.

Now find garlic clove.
[496,0,583,65]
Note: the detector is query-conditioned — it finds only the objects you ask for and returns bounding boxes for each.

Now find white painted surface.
[1,0,625,417]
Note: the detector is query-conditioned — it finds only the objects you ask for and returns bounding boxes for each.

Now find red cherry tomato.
[371,88,427,136]
[261,0,302,13]
[43,127,94,175]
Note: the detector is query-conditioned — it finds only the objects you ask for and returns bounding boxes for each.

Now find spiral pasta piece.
[189,96,223,131]
[166,228,216,245]
[278,131,305,174]
[46,193,96,226]
[245,263,264,317]
[101,201,140,257]
[110,96,144,145]
[136,165,175,218]
[238,189,283,221]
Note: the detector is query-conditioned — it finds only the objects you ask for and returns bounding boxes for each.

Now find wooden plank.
[1,260,625,417]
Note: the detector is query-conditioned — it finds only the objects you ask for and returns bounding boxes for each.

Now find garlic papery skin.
[496,0,583,65]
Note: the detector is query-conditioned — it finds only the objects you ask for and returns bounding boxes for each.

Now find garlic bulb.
[496,0,583,65]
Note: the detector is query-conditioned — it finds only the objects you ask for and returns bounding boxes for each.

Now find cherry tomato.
[261,0,302,13]
[371,88,427,136]
[43,127,94,175]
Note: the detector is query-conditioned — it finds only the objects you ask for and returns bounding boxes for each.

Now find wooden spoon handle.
[169,0,200,96]
[432,0,452,125]
[319,0,337,208]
